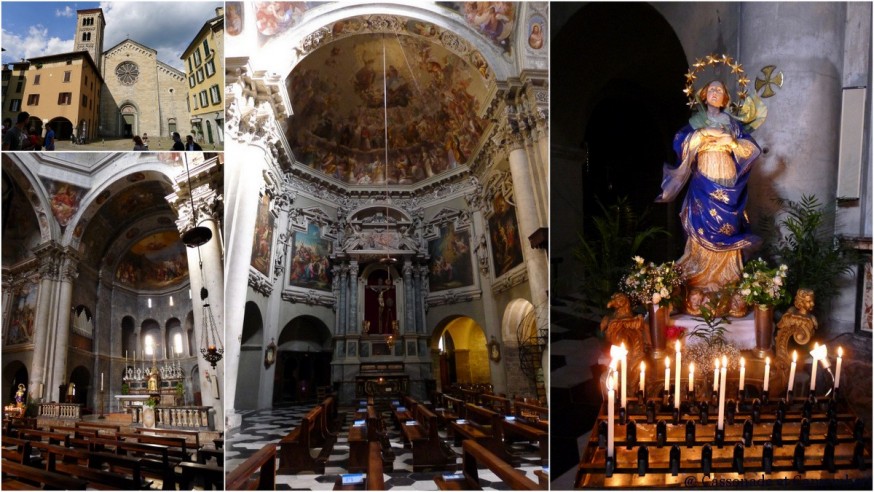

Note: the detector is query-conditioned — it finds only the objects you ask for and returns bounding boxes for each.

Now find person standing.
[171,132,185,150]
[43,123,55,151]
[185,134,203,151]
[133,135,148,151]
[2,112,30,150]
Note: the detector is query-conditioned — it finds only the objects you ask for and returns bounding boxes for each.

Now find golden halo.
[684,53,749,111]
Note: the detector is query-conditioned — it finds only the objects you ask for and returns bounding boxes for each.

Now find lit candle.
[665,356,671,393]
[739,357,746,393]
[639,361,646,394]
[763,357,770,392]
[607,368,615,458]
[713,358,719,392]
[101,372,104,392]
[688,362,695,393]
[787,350,797,397]
[810,342,819,392]
[611,344,629,409]
[674,340,682,409]
[718,356,727,430]
[835,347,843,389]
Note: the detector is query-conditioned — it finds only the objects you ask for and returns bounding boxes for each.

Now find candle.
[718,356,727,430]
[674,340,682,409]
[739,357,746,392]
[101,372,104,392]
[688,362,695,393]
[640,361,646,394]
[787,350,797,396]
[713,358,719,392]
[763,357,770,392]
[835,347,843,389]
[665,356,671,393]
[810,342,819,392]
[620,342,627,409]
[607,370,615,458]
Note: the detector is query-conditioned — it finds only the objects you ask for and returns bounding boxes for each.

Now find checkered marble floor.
[226,403,545,490]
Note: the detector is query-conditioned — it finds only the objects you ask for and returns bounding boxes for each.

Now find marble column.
[348,261,359,335]
[507,136,549,334]
[333,264,345,337]
[470,210,508,394]
[29,243,61,400]
[49,252,77,401]
[259,202,289,409]
[403,261,415,334]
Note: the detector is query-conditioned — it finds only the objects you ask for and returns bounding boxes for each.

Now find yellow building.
[182,7,224,147]
[12,52,102,141]
[2,62,34,126]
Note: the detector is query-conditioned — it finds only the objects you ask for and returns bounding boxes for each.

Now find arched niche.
[165,318,183,358]
[431,316,490,388]
[3,361,28,407]
[141,319,161,359]
[273,316,332,405]
[235,302,264,410]
[121,316,136,359]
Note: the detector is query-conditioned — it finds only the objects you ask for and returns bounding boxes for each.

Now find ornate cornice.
[492,265,528,294]
[281,287,334,307]
[248,269,273,297]
[426,288,482,309]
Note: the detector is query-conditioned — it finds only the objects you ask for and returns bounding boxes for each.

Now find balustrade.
[37,403,81,419]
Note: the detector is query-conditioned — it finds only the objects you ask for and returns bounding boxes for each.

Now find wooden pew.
[226,443,276,490]
[134,427,202,450]
[75,421,121,437]
[479,393,511,415]
[333,442,385,491]
[451,404,519,466]
[83,436,178,490]
[0,460,88,490]
[178,462,223,490]
[118,432,194,462]
[501,417,548,465]
[41,443,143,490]
[277,403,335,474]
[17,428,69,447]
[434,440,541,490]
[198,447,223,466]
[513,401,548,432]
[434,393,464,429]
[400,404,456,471]
[1,437,32,466]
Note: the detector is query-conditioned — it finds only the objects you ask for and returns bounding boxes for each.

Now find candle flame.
[792,350,797,362]
[641,361,645,370]
[838,346,843,357]
[740,357,745,368]
[765,356,770,365]
[610,344,628,359]
[665,356,670,368]
[689,362,694,372]
[810,343,827,360]
[714,358,719,370]
[721,355,727,367]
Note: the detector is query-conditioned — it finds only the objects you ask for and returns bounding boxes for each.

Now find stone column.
[30,243,61,400]
[740,3,846,220]
[260,201,289,409]
[49,252,77,401]
[333,264,345,336]
[507,135,549,334]
[470,209,508,394]
[403,261,415,334]
[348,261,359,335]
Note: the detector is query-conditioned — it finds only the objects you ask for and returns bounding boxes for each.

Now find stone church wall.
[156,65,191,139]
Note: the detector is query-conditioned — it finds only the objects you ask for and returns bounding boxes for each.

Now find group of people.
[1,112,55,151]
[132,132,204,151]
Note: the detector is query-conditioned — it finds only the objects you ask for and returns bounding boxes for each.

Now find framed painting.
[288,223,332,291]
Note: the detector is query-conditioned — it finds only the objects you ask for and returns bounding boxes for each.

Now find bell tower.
[73,8,105,74]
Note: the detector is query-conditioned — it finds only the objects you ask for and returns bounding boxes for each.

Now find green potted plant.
[121,382,130,395]
[175,382,184,403]
[737,258,789,357]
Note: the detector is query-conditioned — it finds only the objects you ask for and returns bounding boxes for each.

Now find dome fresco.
[288,32,489,185]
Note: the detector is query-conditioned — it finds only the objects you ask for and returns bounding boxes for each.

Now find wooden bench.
[501,417,548,465]
[41,443,143,490]
[178,461,223,489]
[134,427,202,450]
[451,404,519,466]
[83,436,178,490]
[434,440,540,490]
[277,403,335,474]
[17,428,69,447]
[118,432,193,461]
[1,437,32,466]
[226,443,276,490]
[76,421,121,436]
[401,404,456,471]
[479,393,511,415]
[434,393,464,429]
[198,447,223,465]
[0,460,89,490]
[513,401,548,432]
[333,442,385,491]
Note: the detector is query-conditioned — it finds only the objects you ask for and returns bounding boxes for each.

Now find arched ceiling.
[1,170,41,267]
[287,16,492,186]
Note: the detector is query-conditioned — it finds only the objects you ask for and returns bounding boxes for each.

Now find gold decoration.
[600,293,647,370]
[684,52,751,110]
[755,65,784,98]
[775,289,818,371]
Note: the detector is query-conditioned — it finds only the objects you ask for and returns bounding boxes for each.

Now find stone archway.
[235,302,264,410]
[68,365,91,406]
[431,316,491,389]
[48,117,74,141]
[273,316,332,406]
[3,361,28,407]
[501,298,541,398]
[119,103,138,138]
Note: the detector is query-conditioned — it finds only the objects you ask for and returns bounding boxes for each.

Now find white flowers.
[738,258,789,306]
[652,293,662,304]
[621,257,684,308]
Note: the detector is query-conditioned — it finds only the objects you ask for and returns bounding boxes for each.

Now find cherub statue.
[775,288,817,370]
[600,293,647,374]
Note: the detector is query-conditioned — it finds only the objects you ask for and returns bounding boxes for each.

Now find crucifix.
[368,277,395,333]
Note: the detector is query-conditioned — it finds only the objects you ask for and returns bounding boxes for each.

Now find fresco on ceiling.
[100,183,168,226]
[428,223,474,292]
[289,223,332,291]
[527,14,545,50]
[488,194,523,278]
[40,178,87,228]
[250,194,274,277]
[289,34,487,185]
[439,2,516,52]
[2,186,40,265]
[6,280,38,345]
[254,2,313,36]
[227,2,244,36]
[115,231,188,289]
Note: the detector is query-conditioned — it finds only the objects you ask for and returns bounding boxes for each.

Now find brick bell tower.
[73,8,105,74]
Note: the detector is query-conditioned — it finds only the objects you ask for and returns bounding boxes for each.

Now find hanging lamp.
[181,156,213,247]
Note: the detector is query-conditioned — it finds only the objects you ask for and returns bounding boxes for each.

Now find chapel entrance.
[272,316,332,406]
[120,104,137,137]
[235,302,264,410]
[432,316,491,389]
[68,366,91,407]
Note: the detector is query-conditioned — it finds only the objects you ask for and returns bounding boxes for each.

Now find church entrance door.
[120,104,137,138]
[272,316,332,406]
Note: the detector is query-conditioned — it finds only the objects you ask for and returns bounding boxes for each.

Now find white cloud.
[1,25,74,63]
[100,1,222,71]
[56,6,74,17]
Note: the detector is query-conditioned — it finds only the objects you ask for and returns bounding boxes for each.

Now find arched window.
[174,333,184,356]
[144,334,155,356]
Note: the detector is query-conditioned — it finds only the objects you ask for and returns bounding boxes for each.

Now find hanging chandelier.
[181,155,213,248]
[199,285,224,369]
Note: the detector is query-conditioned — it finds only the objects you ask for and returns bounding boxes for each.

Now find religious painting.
[289,223,332,291]
[254,2,313,37]
[40,178,87,228]
[488,194,523,278]
[226,3,244,36]
[527,14,546,50]
[6,280,38,345]
[250,194,274,277]
[439,2,516,53]
[428,223,474,291]
[115,231,188,289]
[98,182,168,226]
[288,34,487,186]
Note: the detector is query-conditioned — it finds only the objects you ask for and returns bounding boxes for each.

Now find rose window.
[115,61,139,86]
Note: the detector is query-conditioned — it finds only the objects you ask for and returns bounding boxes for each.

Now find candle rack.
[576,393,872,487]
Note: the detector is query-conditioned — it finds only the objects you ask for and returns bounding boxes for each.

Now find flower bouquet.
[620,256,684,308]
[737,258,789,307]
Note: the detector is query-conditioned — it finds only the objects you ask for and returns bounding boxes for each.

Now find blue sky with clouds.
[2,1,223,71]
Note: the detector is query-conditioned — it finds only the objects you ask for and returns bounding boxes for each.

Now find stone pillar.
[49,252,77,400]
[333,264,345,336]
[259,201,289,409]
[403,261,415,334]
[348,261,359,335]
[507,137,549,333]
[30,243,61,400]
[740,3,846,221]
[470,209,508,394]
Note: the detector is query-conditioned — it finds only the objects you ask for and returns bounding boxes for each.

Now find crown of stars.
[684,53,748,111]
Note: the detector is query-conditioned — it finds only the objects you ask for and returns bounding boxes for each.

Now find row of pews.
[1,417,223,490]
